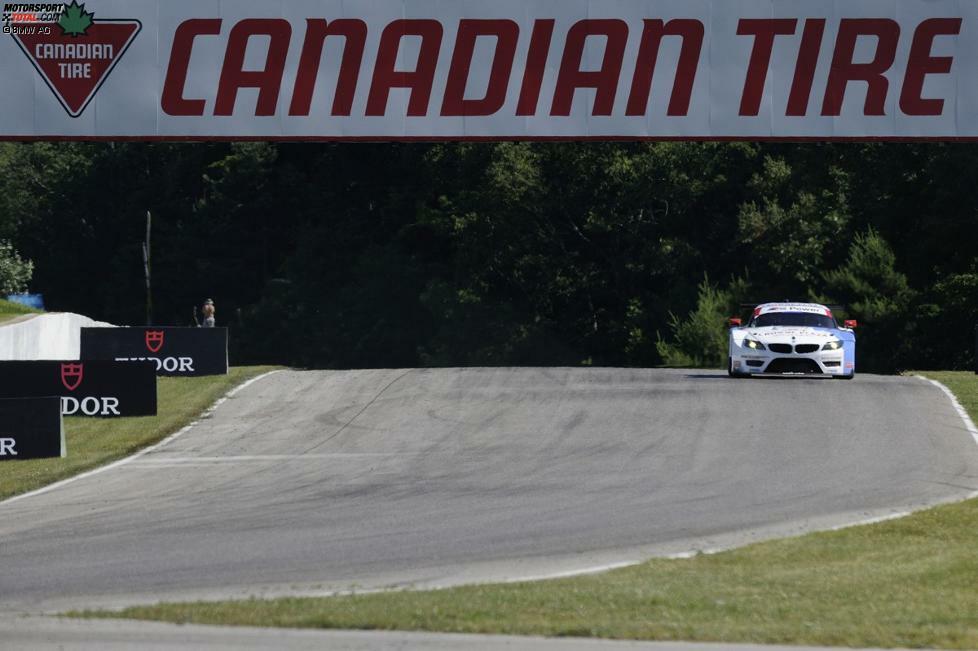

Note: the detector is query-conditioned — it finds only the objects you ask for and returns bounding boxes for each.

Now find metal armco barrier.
[0,361,157,417]
[80,327,228,377]
[0,397,65,460]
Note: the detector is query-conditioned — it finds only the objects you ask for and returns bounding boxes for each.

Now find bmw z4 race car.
[728,303,857,379]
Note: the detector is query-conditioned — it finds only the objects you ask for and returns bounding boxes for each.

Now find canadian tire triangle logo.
[10,2,141,118]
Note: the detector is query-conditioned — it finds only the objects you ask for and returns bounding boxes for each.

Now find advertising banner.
[80,327,229,376]
[0,0,975,140]
[0,361,157,417]
[0,397,65,460]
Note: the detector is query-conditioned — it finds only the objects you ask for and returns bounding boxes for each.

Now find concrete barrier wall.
[0,314,114,361]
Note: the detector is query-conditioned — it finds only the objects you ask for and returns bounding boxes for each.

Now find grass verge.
[917,371,978,422]
[73,372,978,649]
[0,366,278,502]
[0,298,41,323]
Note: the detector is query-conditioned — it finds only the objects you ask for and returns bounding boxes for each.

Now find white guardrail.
[0,314,114,361]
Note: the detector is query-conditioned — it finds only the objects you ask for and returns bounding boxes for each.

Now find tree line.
[0,141,974,372]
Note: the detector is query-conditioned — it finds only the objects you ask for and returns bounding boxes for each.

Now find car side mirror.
[844,320,858,329]
[729,317,742,328]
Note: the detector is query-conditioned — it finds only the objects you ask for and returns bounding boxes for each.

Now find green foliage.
[0,298,40,322]
[656,276,745,368]
[888,270,978,371]
[0,240,33,294]
[58,1,94,37]
[823,229,912,319]
[822,230,914,372]
[738,155,850,288]
[1,142,977,372]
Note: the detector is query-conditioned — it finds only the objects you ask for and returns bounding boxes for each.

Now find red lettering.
[822,18,900,117]
[787,19,825,116]
[162,19,222,117]
[215,19,292,116]
[626,19,704,117]
[442,20,519,117]
[516,20,555,116]
[737,19,797,116]
[901,18,961,116]
[289,19,367,117]
[367,19,443,117]
[552,20,628,116]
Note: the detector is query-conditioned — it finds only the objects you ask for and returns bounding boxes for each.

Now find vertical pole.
[143,211,152,326]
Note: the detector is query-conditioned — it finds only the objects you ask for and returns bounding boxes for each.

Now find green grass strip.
[74,372,978,649]
[0,366,278,502]
[0,298,41,323]
[921,371,978,427]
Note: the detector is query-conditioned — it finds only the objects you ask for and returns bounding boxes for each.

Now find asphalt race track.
[2,369,978,615]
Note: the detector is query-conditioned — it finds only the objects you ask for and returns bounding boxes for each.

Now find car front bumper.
[732,349,851,376]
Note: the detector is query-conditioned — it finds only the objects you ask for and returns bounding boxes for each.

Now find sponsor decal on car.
[756,304,831,315]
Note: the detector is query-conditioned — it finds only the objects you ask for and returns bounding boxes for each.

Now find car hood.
[745,327,837,342]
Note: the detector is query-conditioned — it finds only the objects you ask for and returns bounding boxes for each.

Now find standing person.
[201,298,216,328]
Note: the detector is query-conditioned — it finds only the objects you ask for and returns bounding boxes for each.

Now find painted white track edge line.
[917,375,978,447]
[498,561,640,584]
[0,370,284,507]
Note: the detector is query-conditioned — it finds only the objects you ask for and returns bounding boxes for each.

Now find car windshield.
[751,312,836,329]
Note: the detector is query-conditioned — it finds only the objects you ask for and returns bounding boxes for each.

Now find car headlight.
[822,340,843,351]
[743,338,766,351]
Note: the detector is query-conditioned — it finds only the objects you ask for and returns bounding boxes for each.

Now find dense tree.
[0,141,974,372]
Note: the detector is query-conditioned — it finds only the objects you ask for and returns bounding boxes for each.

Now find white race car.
[728,303,857,379]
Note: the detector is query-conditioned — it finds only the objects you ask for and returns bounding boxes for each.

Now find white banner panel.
[0,0,975,139]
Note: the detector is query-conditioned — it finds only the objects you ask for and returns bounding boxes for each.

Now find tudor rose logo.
[145,330,165,354]
[61,362,84,391]
[9,1,140,117]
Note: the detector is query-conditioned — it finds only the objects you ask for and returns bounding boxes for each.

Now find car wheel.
[728,357,747,378]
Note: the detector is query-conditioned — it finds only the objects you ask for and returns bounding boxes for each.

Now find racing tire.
[728,357,749,379]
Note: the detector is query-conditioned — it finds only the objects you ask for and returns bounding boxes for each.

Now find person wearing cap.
[201,299,216,328]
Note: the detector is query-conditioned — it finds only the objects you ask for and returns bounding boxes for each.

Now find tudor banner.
[0,361,157,417]
[0,0,977,140]
[80,327,229,377]
[0,397,65,461]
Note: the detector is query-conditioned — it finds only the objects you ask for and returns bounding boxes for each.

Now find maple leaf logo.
[58,1,94,38]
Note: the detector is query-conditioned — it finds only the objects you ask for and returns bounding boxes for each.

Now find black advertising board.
[0,362,157,417]
[0,397,65,461]
[80,327,229,377]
